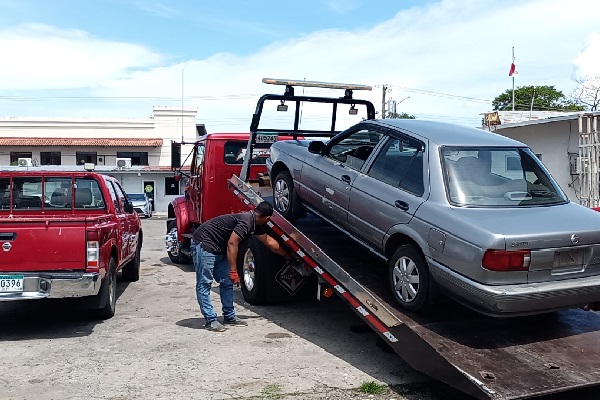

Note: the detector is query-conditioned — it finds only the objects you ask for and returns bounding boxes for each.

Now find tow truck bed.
[229,175,600,400]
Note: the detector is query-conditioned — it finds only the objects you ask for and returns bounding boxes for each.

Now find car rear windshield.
[441,147,567,207]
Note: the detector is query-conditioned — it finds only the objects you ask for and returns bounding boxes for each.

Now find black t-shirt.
[191,211,267,254]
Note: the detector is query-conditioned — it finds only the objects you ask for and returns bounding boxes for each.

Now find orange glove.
[229,270,240,286]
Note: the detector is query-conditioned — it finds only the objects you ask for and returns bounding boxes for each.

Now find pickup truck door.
[348,136,427,249]
[106,180,130,263]
[114,182,139,258]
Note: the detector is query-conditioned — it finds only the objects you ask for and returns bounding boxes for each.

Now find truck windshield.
[442,147,567,207]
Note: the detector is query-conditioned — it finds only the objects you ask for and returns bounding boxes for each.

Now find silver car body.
[266,119,600,316]
[128,193,152,218]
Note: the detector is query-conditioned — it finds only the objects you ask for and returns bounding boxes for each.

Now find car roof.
[373,119,526,147]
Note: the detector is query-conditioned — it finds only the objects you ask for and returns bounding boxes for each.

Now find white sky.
[0,0,598,132]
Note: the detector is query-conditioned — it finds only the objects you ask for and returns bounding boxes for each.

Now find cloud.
[0,24,164,90]
[0,0,597,128]
[572,32,600,79]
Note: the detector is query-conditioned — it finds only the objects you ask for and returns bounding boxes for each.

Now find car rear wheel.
[90,257,117,320]
[389,244,429,312]
[122,238,141,282]
[273,171,303,221]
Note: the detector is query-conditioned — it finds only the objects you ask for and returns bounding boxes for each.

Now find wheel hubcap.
[392,256,420,303]
[274,179,290,212]
[243,249,255,291]
[168,228,180,256]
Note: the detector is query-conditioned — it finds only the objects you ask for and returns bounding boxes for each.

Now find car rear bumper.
[428,258,600,316]
[0,272,101,301]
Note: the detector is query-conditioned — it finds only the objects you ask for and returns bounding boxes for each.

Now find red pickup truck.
[0,168,142,319]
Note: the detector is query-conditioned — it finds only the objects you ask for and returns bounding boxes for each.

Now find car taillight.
[86,230,100,272]
[482,249,531,271]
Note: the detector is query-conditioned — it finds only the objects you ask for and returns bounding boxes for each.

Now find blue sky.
[0,0,599,131]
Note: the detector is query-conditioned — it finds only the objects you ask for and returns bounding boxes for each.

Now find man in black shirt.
[191,201,290,332]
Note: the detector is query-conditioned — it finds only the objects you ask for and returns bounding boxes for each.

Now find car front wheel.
[389,244,430,312]
[273,171,303,221]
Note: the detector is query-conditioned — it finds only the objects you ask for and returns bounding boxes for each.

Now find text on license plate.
[0,275,24,292]
[554,249,584,267]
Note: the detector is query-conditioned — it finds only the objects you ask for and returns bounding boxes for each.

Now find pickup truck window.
[46,177,72,208]
[112,181,133,214]
[105,179,120,212]
[224,141,271,165]
[74,178,105,209]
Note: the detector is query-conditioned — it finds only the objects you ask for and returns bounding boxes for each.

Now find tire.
[273,171,303,221]
[389,244,430,312]
[166,220,191,264]
[237,236,274,305]
[91,257,117,320]
[122,237,142,282]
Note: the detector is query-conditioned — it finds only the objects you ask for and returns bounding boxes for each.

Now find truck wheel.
[389,244,429,312]
[91,257,117,320]
[237,236,271,305]
[166,221,191,264]
[122,238,141,282]
[273,171,303,221]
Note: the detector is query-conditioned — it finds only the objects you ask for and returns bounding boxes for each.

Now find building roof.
[0,137,163,147]
[490,111,600,130]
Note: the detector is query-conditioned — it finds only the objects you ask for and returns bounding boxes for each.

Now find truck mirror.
[171,141,181,170]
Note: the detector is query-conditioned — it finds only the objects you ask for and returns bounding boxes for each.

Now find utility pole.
[381,84,388,119]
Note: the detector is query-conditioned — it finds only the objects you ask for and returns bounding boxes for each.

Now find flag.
[509,62,518,78]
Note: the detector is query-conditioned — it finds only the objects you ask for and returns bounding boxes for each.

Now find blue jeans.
[191,242,235,324]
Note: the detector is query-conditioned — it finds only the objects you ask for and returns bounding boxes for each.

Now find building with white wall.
[0,106,199,212]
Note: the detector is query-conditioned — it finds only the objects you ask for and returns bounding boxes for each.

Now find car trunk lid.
[452,203,600,282]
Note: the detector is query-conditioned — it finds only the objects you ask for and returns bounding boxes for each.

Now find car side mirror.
[308,141,325,155]
[127,201,134,214]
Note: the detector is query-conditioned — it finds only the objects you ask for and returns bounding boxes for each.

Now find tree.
[386,111,416,119]
[492,85,585,112]
[571,75,600,111]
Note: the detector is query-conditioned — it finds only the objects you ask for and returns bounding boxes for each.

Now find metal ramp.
[229,174,600,400]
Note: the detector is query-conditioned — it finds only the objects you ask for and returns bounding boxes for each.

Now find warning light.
[323,287,334,298]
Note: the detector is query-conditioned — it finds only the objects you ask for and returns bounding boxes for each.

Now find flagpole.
[512,47,515,111]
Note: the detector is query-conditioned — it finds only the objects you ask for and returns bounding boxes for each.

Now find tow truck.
[169,79,600,399]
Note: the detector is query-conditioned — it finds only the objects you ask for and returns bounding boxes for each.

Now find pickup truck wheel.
[122,239,141,282]
[166,221,191,264]
[273,171,303,221]
[237,236,269,305]
[389,245,429,312]
[91,258,117,320]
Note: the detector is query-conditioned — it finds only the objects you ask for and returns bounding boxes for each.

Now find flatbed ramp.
[229,175,600,400]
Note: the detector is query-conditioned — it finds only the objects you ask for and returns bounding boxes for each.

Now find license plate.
[256,133,278,144]
[554,249,584,267]
[0,275,24,292]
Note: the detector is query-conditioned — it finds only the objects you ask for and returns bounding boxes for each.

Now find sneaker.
[205,320,227,332]
[223,316,248,326]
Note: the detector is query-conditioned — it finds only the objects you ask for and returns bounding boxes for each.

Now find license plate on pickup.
[554,248,584,267]
[256,133,278,144]
[0,275,24,292]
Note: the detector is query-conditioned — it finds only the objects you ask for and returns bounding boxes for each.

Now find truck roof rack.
[240,78,376,182]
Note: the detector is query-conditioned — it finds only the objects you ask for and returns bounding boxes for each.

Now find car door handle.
[341,175,351,184]
[395,200,409,211]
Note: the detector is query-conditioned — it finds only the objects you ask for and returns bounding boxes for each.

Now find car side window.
[329,129,384,170]
[112,182,133,214]
[104,179,120,212]
[368,138,424,196]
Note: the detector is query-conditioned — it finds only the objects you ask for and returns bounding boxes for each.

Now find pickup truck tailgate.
[0,219,86,272]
